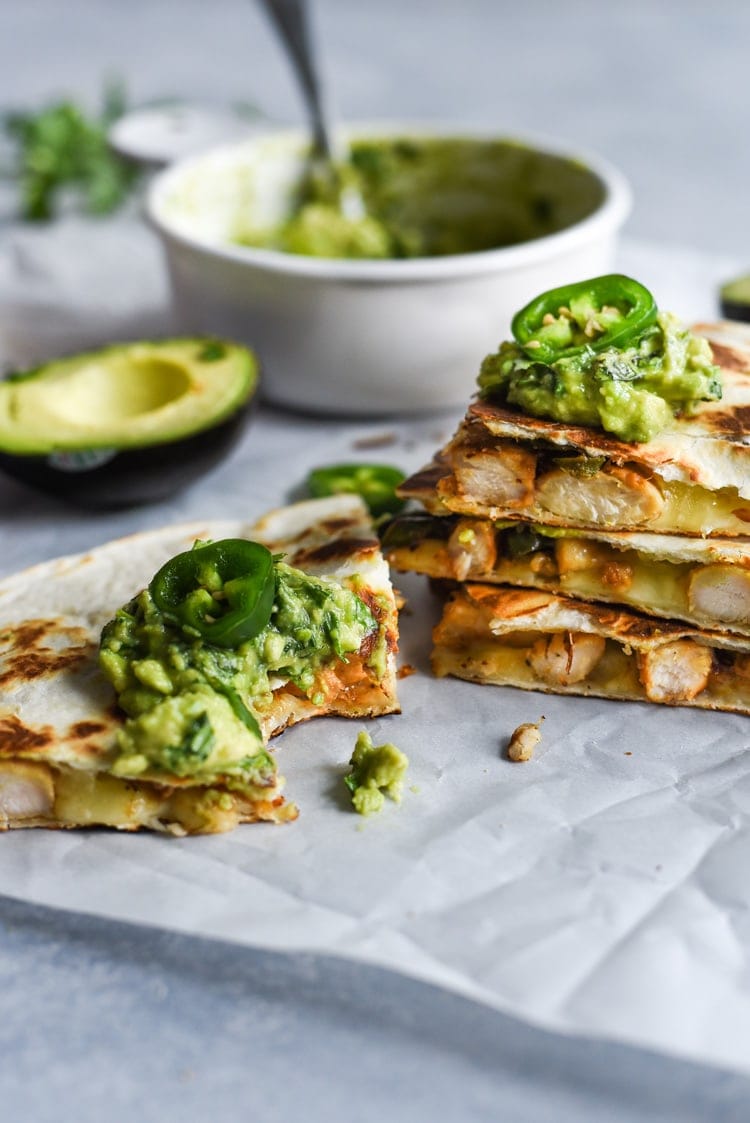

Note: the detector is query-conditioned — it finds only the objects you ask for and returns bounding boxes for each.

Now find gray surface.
[2,1,750,1118]
[2,894,749,1123]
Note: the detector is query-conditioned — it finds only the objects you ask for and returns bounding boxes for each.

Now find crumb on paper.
[344,730,409,816]
[507,717,544,762]
[397,663,417,679]
[352,432,397,450]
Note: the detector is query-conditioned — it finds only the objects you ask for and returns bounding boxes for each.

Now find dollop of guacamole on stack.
[479,285,722,443]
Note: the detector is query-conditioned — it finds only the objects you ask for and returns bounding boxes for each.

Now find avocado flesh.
[0,339,258,454]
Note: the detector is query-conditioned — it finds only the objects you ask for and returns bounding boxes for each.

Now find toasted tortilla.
[0,496,399,834]
[385,516,750,637]
[400,323,750,537]
[432,583,750,715]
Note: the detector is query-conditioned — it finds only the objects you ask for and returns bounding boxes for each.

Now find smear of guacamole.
[99,560,378,784]
[234,138,604,260]
[344,731,409,816]
[478,294,722,443]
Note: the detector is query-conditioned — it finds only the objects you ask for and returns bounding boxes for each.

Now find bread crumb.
[507,718,544,762]
[397,664,417,679]
[352,432,397,449]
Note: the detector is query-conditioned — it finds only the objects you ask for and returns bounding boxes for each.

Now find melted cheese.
[0,763,296,834]
[433,613,750,715]
[388,533,750,636]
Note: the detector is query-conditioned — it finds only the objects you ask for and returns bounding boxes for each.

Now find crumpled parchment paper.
[1,217,749,1074]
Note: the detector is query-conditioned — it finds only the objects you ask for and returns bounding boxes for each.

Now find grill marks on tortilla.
[468,401,631,457]
[461,584,738,644]
[69,720,107,738]
[0,713,116,763]
[699,340,750,374]
[699,405,750,438]
[0,714,54,755]
[289,536,379,568]
[0,618,94,689]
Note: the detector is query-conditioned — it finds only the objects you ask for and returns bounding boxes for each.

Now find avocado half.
[0,338,259,507]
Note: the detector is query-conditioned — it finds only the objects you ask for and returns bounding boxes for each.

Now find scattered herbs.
[4,82,139,221]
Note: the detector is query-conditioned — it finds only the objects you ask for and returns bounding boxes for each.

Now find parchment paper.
[1,217,749,1075]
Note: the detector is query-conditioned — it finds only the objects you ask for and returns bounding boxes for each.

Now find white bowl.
[147,124,632,416]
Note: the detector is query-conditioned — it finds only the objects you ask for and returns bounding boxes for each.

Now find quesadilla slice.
[384,514,750,637]
[0,496,399,834]
[400,323,750,537]
[433,584,750,715]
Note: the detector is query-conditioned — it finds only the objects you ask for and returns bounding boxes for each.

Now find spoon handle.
[259,0,334,161]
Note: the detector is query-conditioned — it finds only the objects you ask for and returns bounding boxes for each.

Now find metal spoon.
[259,0,364,218]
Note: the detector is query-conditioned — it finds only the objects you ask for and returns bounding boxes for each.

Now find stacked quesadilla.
[0,496,399,834]
[386,315,750,715]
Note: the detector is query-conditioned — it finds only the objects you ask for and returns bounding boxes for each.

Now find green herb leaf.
[4,81,139,222]
[343,772,360,795]
[166,712,215,772]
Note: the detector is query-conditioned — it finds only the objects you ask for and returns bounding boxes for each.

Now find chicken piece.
[637,640,712,703]
[528,553,558,577]
[453,444,537,509]
[555,537,610,574]
[0,761,54,825]
[687,564,750,625]
[536,465,664,526]
[447,519,497,581]
[506,718,544,762]
[601,561,634,590]
[527,631,606,686]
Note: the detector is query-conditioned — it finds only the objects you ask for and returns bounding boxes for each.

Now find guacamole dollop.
[234,138,604,260]
[99,560,376,783]
[479,286,722,443]
[344,731,409,816]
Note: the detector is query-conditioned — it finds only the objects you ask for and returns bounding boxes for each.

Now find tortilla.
[385,516,750,637]
[399,323,750,537]
[0,496,399,834]
[432,583,750,715]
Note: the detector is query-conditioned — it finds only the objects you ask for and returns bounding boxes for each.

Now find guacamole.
[344,730,409,816]
[234,138,605,260]
[479,278,722,443]
[99,559,376,783]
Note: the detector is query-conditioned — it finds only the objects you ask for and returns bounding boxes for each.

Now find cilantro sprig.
[4,82,139,221]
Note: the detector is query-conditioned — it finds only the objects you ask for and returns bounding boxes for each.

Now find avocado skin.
[720,275,750,323]
[720,299,750,324]
[0,396,255,508]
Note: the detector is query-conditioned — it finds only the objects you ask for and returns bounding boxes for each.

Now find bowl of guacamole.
[147,123,631,414]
